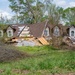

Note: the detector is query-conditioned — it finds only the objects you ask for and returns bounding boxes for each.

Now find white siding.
[69,26,75,37]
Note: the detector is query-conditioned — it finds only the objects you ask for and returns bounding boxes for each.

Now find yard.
[0,45,75,75]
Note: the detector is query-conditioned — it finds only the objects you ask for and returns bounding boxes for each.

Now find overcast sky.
[0,0,75,19]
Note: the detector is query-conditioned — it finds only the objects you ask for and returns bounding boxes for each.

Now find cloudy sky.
[0,0,75,19]
[54,0,75,8]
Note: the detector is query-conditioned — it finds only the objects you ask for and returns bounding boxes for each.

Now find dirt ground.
[0,42,29,62]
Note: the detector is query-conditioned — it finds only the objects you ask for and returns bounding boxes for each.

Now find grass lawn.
[0,46,75,75]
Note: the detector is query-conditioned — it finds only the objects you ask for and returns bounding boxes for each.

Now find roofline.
[41,20,49,36]
[6,25,14,30]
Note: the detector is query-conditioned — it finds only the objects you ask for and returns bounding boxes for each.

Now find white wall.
[69,26,75,37]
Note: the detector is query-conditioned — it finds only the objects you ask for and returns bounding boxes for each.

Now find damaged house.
[0,21,75,46]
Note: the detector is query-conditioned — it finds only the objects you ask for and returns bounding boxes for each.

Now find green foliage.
[7,0,75,25]
[8,0,45,24]
[62,7,75,25]
[8,0,62,24]
[46,4,63,25]
[0,24,7,29]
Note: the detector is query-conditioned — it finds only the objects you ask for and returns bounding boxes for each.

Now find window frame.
[7,30,13,37]
[53,26,60,36]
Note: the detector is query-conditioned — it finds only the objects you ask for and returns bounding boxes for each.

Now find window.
[71,31,74,36]
[0,30,3,37]
[53,26,60,36]
[44,27,49,36]
[7,30,13,37]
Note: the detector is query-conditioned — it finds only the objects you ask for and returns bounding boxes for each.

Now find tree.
[62,7,75,25]
[8,0,44,24]
[0,13,7,24]
[48,4,63,25]
[8,0,63,24]
[43,0,63,25]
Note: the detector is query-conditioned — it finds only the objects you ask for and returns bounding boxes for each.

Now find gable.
[7,26,13,31]
[69,26,75,37]
[6,26,14,37]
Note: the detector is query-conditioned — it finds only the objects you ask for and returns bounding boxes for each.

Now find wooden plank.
[38,37,49,45]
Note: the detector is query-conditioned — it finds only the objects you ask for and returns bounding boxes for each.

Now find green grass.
[17,46,57,54]
[0,46,75,75]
